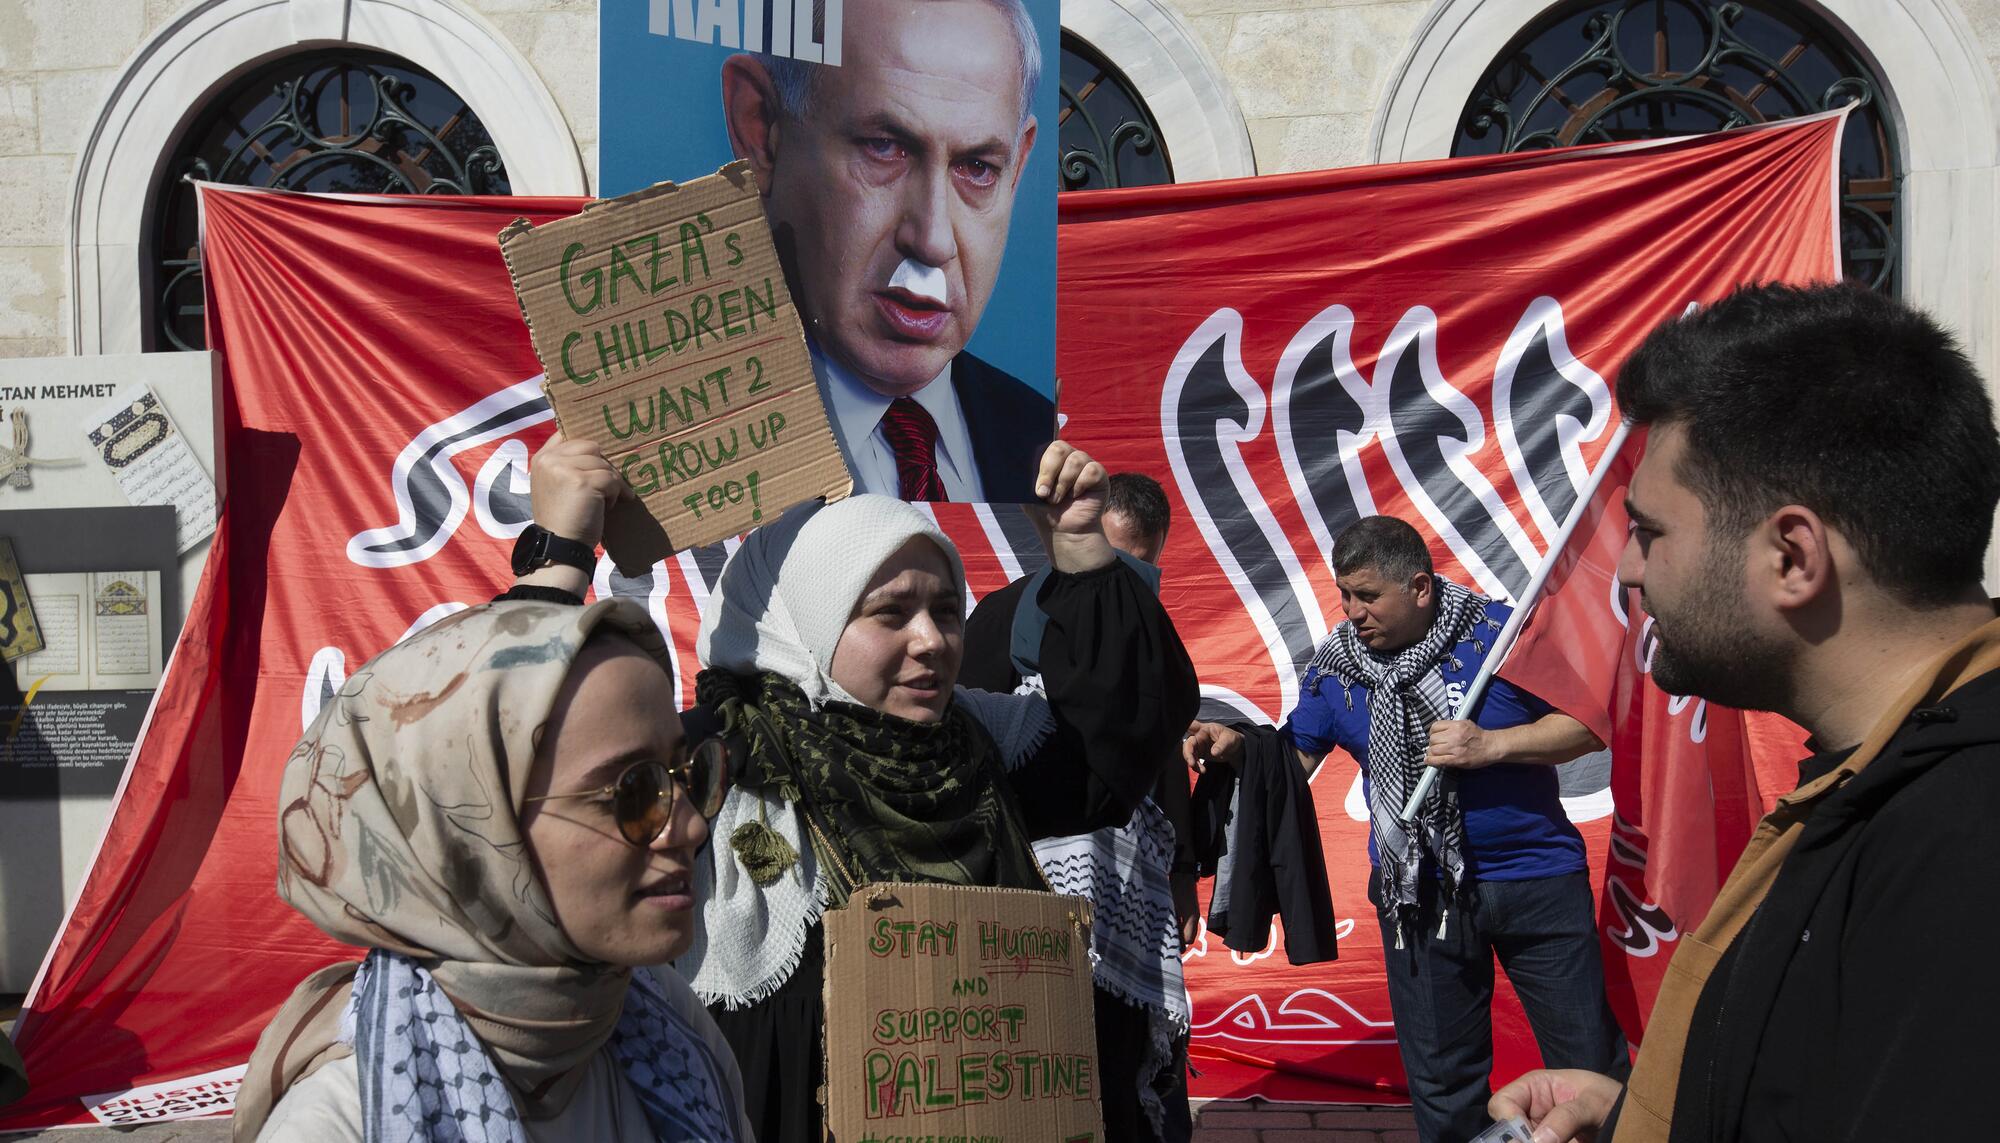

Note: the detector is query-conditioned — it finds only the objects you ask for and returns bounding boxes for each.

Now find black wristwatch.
[511,525,597,577]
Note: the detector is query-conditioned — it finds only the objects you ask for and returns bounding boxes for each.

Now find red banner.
[2,116,1841,1128]
[1493,438,1809,1039]
[1053,114,1840,1102]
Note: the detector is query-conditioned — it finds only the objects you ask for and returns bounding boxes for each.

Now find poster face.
[601,0,1059,502]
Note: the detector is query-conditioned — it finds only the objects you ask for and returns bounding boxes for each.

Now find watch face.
[512,528,547,576]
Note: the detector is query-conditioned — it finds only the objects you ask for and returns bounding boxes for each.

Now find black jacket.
[1195,723,1339,965]
[963,566,1198,871]
[1657,666,2000,1143]
[960,564,1200,839]
[960,574,1036,692]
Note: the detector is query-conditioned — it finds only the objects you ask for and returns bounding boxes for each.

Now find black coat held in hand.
[1193,723,1339,966]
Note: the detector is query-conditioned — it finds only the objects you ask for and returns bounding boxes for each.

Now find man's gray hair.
[762,0,1042,130]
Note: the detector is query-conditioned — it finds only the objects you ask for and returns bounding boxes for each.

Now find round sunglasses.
[524,736,733,847]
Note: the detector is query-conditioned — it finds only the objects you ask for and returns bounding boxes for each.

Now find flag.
[2,114,1844,1127]
[1494,434,1805,1039]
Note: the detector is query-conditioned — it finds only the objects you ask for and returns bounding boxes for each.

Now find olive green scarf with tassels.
[696,669,1046,899]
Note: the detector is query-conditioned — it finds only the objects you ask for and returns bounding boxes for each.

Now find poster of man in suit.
[602,0,1058,502]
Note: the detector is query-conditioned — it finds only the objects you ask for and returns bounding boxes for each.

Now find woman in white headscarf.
[234,599,755,1142]
[508,438,1200,1141]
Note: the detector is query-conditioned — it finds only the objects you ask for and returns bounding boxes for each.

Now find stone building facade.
[5,0,2000,364]
[1,0,1998,577]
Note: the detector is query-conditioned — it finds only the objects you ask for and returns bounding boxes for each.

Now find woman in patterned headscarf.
[233,598,754,1142]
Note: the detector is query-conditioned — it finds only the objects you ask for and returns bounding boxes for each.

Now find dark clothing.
[1095,988,1194,1143]
[1200,723,1339,964]
[1791,744,1853,788]
[707,919,827,1143]
[963,563,1198,1143]
[961,558,1192,868]
[709,558,1199,1143]
[997,560,1200,837]
[1646,668,2000,1143]
[1370,868,1628,1143]
[491,583,590,606]
[959,570,1035,691]
[1188,764,1231,878]
[951,352,1056,502]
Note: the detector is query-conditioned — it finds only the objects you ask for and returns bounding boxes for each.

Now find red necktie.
[880,397,945,502]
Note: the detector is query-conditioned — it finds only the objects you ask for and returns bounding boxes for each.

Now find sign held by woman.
[822,882,1103,1141]
[500,161,851,562]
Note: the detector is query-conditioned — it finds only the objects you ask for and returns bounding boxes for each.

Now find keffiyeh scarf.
[1310,577,1491,937]
[701,669,1046,895]
[1030,802,1188,1134]
[346,950,738,1143]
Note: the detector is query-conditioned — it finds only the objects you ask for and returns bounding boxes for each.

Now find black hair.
[1331,516,1433,582]
[1619,281,2000,606]
[1106,472,1171,543]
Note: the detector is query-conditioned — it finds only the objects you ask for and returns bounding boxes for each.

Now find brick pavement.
[2,1008,1413,1143]
[1194,1099,1419,1142]
[0,1101,1415,1141]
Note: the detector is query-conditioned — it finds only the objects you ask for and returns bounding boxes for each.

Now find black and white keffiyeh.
[346,950,741,1143]
[1310,577,1491,937]
[1030,803,1189,1135]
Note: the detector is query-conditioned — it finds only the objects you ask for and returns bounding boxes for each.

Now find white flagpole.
[1399,419,1635,824]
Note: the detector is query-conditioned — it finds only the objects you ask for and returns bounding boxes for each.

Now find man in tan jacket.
[1492,281,2000,1143]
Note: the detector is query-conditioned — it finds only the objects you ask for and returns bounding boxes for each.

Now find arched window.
[150,49,512,351]
[1059,33,1174,191]
[1452,1,1899,292]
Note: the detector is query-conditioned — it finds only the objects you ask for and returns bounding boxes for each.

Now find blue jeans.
[1370,869,1631,1143]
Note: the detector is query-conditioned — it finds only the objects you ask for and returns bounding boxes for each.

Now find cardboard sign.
[822,882,1104,1142]
[499,161,850,564]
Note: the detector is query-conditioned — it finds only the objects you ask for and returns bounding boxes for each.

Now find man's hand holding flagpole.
[1400,419,1635,824]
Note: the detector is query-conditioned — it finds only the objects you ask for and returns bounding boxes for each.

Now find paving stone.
[1199,1107,1319,1128]
[1316,1109,1425,1128]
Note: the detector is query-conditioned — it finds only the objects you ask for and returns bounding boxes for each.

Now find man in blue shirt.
[1186,516,1628,1143]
